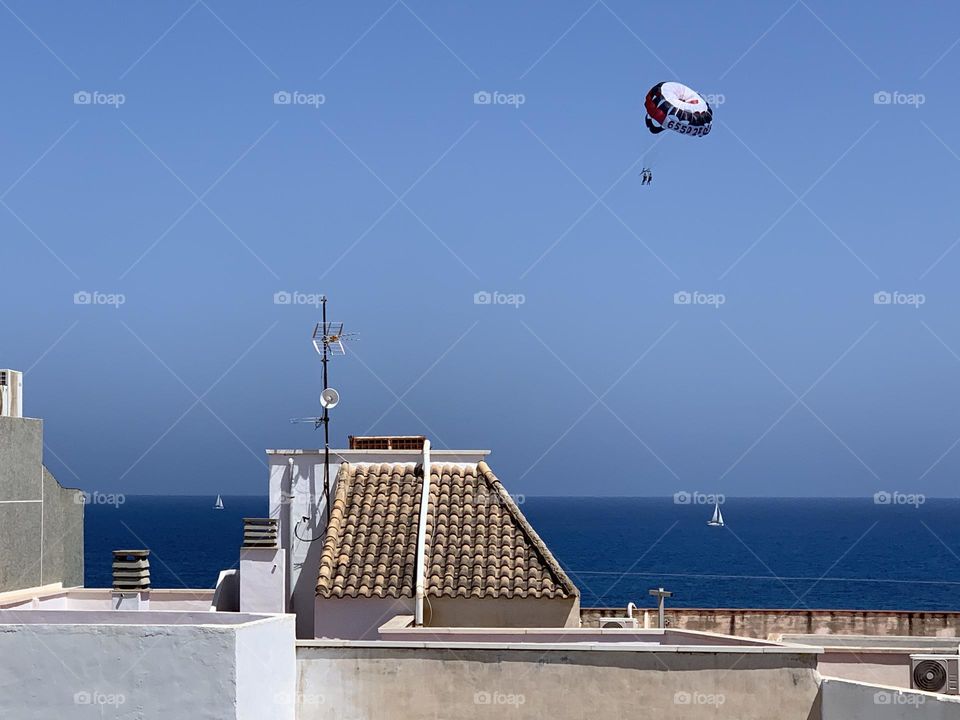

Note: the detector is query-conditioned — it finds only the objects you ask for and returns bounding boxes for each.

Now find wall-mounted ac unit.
[911,654,960,695]
[0,370,22,418]
[599,617,639,629]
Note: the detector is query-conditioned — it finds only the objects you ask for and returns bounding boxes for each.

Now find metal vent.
[112,550,150,591]
[349,435,426,450]
[243,518,279,548]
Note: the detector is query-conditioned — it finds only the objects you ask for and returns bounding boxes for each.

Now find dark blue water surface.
[84,496,267,589]
[85,497,960,611]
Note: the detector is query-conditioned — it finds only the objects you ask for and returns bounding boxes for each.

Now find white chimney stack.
[0,370,23,418]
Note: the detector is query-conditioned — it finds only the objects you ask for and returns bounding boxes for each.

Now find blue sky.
[4,1,960,497]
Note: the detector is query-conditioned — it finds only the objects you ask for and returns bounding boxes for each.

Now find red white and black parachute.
[644,81,713,137]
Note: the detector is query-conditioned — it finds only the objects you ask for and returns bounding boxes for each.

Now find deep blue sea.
[85,497,960,611]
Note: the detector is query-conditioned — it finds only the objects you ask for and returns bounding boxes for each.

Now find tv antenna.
[289,296,356,529]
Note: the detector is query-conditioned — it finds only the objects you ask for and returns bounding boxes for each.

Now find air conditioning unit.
[911,655,960,695]
[0,370,22,418]
[599,617,639,629]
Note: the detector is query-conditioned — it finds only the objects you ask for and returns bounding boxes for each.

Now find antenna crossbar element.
[312,322,355,356]
[290,417,327,430]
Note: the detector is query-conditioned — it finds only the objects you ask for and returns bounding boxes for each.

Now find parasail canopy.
[644,81,713,137]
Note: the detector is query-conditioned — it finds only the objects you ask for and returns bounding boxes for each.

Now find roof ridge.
[476,461,579,599]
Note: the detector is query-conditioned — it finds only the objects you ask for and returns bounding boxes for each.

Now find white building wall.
[240,548,287,614]
[269,454,336,639]
[0,612,295,720]
[236,615,297,720]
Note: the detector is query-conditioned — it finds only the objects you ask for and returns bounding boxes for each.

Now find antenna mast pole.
[290,300,354,531]
[321,296,330,528]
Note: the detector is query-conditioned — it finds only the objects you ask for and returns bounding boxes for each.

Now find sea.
[84,496,960,611]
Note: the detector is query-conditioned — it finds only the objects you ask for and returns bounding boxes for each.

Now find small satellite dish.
[320,388,340,409]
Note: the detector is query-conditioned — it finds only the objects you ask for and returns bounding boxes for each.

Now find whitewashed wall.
[0,611,295,720]
[269,453,336,639]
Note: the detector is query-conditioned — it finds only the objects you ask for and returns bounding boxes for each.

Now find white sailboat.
[707,502,724,527]
[213,494,224,510]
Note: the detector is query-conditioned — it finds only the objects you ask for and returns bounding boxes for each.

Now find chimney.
[112,550,150,610]
[0,370,23,418]
[348,435,426,450]
[240,518,286,613]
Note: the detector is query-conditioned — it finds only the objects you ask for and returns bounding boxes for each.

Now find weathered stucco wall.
[0,417,83,593]
[583,607,960,638]
[42,466,84,588]
[296,645,822,720]
[820,677,960,720]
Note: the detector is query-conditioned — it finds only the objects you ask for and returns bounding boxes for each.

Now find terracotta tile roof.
[316,461,577,600]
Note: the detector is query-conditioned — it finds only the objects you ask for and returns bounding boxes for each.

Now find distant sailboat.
[214,494,224,510]
[707,502,724,527]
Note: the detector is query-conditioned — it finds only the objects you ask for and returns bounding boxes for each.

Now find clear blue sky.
[4,2,960,497]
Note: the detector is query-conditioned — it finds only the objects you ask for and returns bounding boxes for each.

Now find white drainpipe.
[414,439,431,626]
